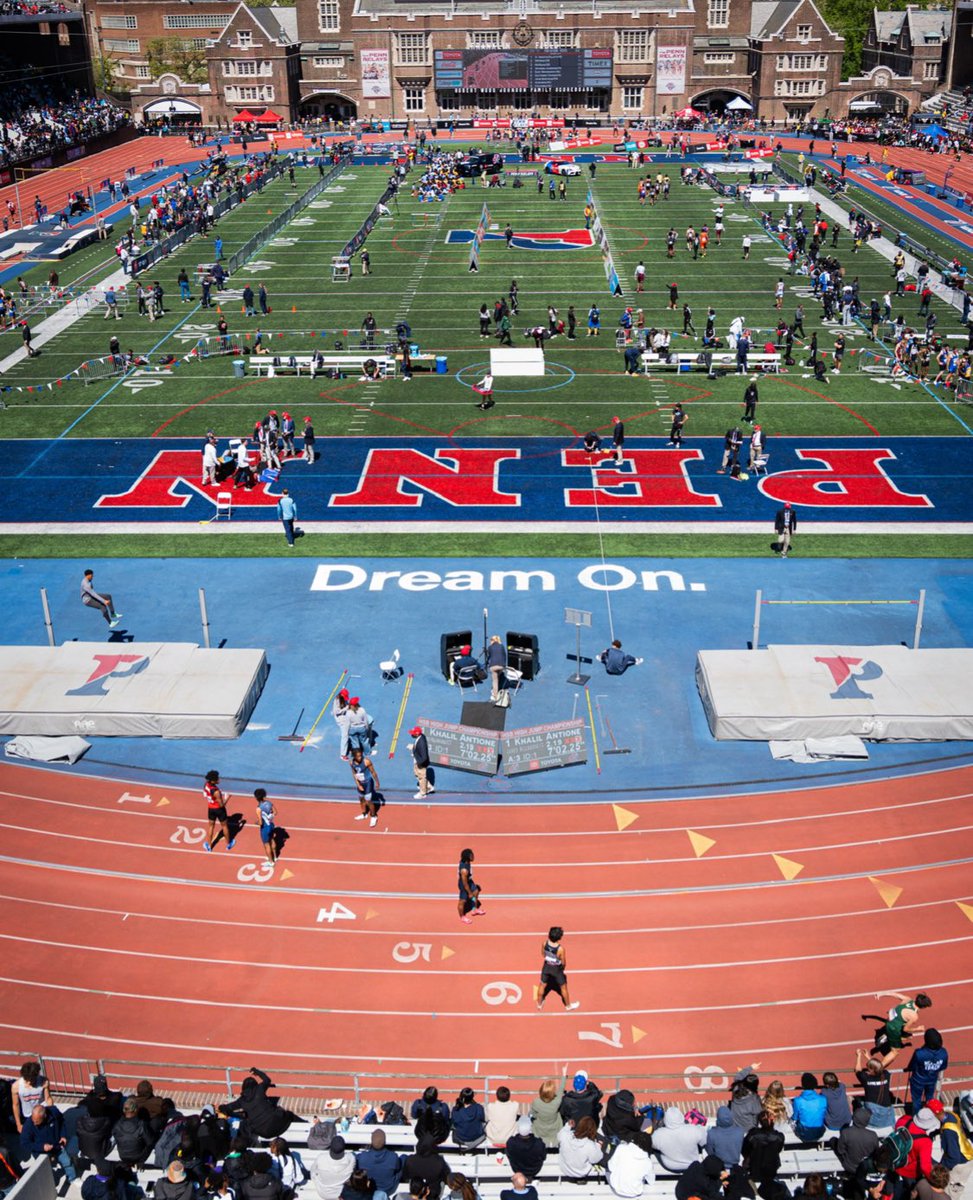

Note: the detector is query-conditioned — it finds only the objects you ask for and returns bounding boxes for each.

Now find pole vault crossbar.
[751,590,926,650]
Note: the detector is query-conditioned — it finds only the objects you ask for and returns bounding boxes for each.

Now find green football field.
[2,153,971,558]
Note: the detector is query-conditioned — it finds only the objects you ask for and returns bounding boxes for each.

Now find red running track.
[0,760,971,1100]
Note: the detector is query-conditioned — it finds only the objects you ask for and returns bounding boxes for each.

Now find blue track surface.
[5,556,971,801]
[4,437,972,525]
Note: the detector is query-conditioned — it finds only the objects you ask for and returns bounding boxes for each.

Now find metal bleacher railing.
[3,1050,970,1116]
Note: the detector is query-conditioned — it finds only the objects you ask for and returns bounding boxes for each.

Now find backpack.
[307,1119,336,1150]
[380,1101,407,1126]
[881,1126,914,1171]
[960,1093,973,1137]
[494,690,510,709]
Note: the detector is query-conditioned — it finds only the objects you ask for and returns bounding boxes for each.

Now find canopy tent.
[918,122,949,138]
[725,96,753,111]
[251,109,283,124]
[233,110,258,122]
[674,106,704,119]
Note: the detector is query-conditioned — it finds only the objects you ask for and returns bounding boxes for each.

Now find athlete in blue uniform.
[538,926,579,1011]
[458,848,484,925]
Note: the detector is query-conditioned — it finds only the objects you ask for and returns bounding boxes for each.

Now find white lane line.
[3,817,973,869]
[3,889,970,941]
[0,1012,969,1060]
[2,783,972,837]
[2,851,972,899]
[2,929,970,978]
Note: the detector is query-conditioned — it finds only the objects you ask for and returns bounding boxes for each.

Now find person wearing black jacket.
[400,1136,450,1199]
[76,1108,113,1171]
[243,1152,284,1200]
[84,1076,124,1126]
[409,726,433,799]
[219,1069,296,1139]
[674,1154,728,1200]
[505,1117,546,1181]
[774,503,797,559]
[602,1089,642,1144]
[741,1111,784,1187]
[559,1072,603,1127]
[112,1098,154,1167]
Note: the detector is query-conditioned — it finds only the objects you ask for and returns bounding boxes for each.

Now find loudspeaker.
[440,630,473,680]
[506,631,539,681]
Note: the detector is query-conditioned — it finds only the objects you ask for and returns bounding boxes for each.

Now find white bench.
[248,354,396,379]
[642,351,780,375]
[491,347,545,377]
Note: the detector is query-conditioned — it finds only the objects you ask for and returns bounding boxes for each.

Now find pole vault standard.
[750,589,927,651]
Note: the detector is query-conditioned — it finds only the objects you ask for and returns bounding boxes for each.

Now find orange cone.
[291,305,297,313]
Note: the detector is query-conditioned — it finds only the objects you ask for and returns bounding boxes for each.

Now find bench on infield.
[642,351,781,374]
[248,353,396,379]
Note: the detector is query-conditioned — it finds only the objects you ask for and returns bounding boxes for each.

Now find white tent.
[725,96,753,111]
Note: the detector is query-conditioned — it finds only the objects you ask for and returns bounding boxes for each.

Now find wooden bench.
[248,354,396,379]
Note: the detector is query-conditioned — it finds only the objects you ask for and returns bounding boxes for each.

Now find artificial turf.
[1,150,970,558]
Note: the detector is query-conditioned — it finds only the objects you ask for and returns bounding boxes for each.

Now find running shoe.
[203,842,212,852]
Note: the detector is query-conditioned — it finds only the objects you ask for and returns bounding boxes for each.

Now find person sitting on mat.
[598,640,643,676]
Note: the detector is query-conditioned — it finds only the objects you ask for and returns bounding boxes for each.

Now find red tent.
[233,110,257,123]
[251,110,282,124]
[674,106,704,120]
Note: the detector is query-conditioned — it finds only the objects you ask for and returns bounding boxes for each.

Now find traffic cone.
[291,305,297,313]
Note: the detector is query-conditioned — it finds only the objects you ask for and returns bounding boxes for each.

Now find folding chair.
[379,648,402,685]
[456,664,480,691]
[503,666,524,697]
[215,492,232,520]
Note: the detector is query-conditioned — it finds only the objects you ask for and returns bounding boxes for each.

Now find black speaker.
[506,631,539,681]
[440,630,473,680]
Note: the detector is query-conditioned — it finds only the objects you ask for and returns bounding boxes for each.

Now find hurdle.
[751,589,927,652]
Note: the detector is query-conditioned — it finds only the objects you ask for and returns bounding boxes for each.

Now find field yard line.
[394,201,448,324]
[4,521,971,535]
[15,301,204,478]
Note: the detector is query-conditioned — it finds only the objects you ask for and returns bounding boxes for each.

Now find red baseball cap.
[350,697,360,706]
[461,644,471,654]
[409,726,422,736]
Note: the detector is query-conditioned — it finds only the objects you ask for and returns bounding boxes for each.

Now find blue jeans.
[51,1149,77,1183]
[910,1080,937,1109]
[281,518,295,546]
[865,1102,895,1128]
[348,728,371,752]
[179,281,191,300]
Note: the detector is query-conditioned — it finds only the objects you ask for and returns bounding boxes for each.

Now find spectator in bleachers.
[10,1062,51,1133]
[75,1102,112,1172]
[220,1069,297,1139]
[792,1075,828,1144]
[84,1074,124,1125]
[135,1080,169,1135]
[270,1137,308,1198]
[505,1117,546,1182]
[224,1135,258,1188]
[530,1069,566,1147]
[246,1154,286,1200]
[940,1094,973,1185]
[761,1081,792,1131]
[451,1090,486,1151]
[485,1087,519,1147]
[905,1030,949,1112]
[741,1110,784,1188]
[651,1108,707,1173]
[411,1090,451,1145]
[171,1126,207,1184]
[112,1097,154,1167]
[0,84,129,170]
[341,1166,375,1200]
[602,1090,642,1146]
[197,1105,231,1163]
[400,1136,450,1199]
[607,1130,656,1198]
[499,1173,536,1200]
[560,1071,603,1127]
[729,1071,762,1131]
[155,1160,195,1200]
[20,1104,77,1185]
[313,1136,356,1200]
[855,1053,895,1130]
[821,1073,852,1132]
[446,1173,481,1200]
[831,1108,879,1174]
[673,1154,727,1200]
[705,1107,744,1169]
[557,1116,605,1180]
[356,1129,403,1200]
[891,1108,939,1199]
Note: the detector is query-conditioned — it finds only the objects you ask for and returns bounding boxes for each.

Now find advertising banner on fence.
[361,48,390,98]
[657,45,687,97]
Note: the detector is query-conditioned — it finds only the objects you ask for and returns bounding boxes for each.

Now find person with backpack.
[112,1098,154,1167]
[940,1093,973,1193]
[270,1139,309,1199]
[888,1107,939,1200]
[410,1088,450,1145]
[741,1110,784,1187]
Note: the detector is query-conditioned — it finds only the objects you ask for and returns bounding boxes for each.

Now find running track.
[2,759,971,1099]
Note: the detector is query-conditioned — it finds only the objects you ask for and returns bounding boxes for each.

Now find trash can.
[435,355,448,374]
[233,359,246,379]
[926,182,938,196]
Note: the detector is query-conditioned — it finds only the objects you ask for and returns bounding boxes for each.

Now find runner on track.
[203,770,234,853]
[537,927,579,1011]
[458,848,485,925]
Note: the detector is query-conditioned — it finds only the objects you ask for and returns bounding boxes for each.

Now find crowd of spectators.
[0,0,73,14]
[0,69,128,168]
[3,1032,971,1200]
